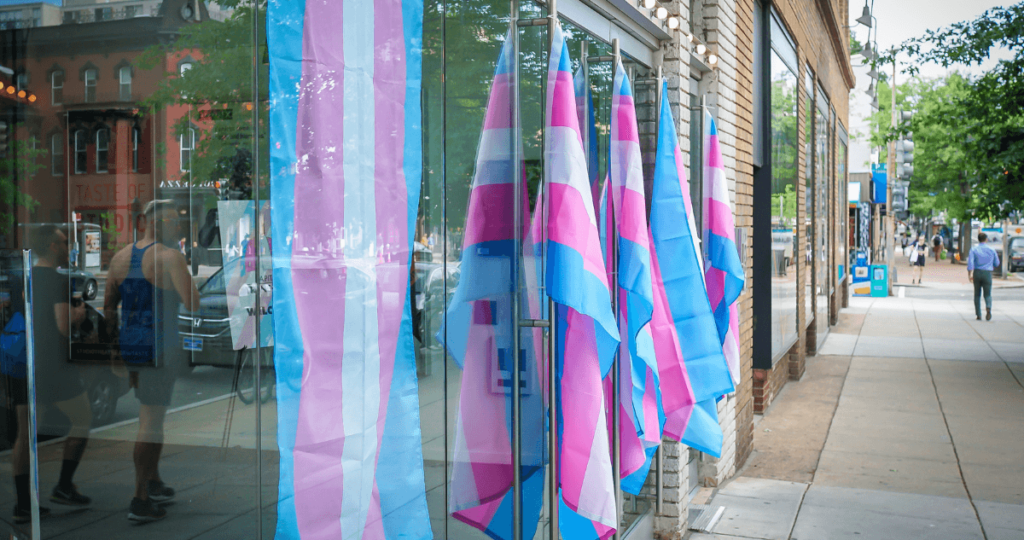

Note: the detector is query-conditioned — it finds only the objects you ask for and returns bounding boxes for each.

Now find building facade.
[0,0,851,538]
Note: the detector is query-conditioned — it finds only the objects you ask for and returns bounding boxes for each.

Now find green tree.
[0,135,44,235]
[879,2,1024,217]
[135,1,267,197]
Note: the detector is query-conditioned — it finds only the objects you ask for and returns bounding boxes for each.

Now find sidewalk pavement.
[692,292,1024,540]
[892,249,1023,288]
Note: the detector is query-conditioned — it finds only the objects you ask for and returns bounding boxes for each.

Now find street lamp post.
[887,51,896,294]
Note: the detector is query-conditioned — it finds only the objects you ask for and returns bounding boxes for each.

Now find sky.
[848,0,1015,80]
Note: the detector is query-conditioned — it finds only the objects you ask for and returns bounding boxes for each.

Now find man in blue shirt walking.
[968,232,1001,321]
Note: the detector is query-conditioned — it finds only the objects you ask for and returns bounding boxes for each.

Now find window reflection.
[769,48,798,357]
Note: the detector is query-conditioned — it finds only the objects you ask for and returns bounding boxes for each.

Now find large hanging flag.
[547,23,620,540]
[267,1,432,539]
[609,60,661,495]
[702,110,745,386]
[647,82,696,443]
[573,65,601,207]
[650,82,734,457]
[441,31,546,540]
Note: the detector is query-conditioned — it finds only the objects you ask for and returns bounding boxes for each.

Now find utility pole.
[886,51,896,294]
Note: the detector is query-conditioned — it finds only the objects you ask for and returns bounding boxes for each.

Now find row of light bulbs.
[641,0,718,66]
[0,81,38,103]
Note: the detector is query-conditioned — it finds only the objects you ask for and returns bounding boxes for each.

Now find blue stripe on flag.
[378,0,431,536]
[548,241,619,376]
[683,399,723,457]
[266,0,306,535]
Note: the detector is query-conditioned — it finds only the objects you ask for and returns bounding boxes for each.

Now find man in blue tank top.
[104,200,200,523]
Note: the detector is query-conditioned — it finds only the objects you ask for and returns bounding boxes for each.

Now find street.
[692,282,1024,539]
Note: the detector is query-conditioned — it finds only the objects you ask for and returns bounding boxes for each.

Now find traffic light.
[896,139,914,179]
[0,120,8,159]
[896,111,914,180]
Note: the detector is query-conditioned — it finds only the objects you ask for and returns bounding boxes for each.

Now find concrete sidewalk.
[692,293,1024,540]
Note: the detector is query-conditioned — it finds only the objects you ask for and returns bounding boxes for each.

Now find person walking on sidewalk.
[104,200,201,523]
[967,231,1000,321]
[913,236,928,284]
[8,225,95,524]
[932,233,943,261]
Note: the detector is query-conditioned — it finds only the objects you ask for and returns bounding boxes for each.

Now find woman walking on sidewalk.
[968,232,1000,321]
[913,236,928,284]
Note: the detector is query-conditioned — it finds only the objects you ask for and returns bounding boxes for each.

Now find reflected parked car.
[58,267,99,300]
[178,258,240,368]
[1010,236,1024,273]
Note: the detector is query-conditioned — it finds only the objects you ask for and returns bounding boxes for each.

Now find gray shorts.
[132,366,177,407]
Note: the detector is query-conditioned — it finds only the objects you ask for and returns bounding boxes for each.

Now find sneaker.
[128,497,167,523]
[977,315,982,320]
[986,309,992,321]
[13,504,50,524]
[147,480,175,503]
[51,484,92,507]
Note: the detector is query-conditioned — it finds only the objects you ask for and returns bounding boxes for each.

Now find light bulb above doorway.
[656,7,668,19]
[643,0,656,9]
[668,16,679,29]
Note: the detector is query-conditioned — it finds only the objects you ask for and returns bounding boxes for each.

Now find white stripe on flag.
[474,127,518,178]
[546,126,596,226]
[341,0,380,538]
[575,402,616,528]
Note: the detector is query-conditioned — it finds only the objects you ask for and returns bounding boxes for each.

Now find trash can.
[870,265,888,297]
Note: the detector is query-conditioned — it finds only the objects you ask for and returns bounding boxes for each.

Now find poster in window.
[84,231,101,267]
[217,200,273,350]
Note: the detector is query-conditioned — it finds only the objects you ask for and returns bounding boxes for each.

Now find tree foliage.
[878,2,1024,218]
[135,0,267,198]
[0,136,43,235]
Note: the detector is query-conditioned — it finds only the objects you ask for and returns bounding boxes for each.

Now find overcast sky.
[848,0,1015,80]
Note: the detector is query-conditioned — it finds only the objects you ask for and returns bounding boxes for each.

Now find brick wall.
[752,341,792,412]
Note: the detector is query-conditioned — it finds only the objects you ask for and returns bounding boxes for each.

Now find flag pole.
[654,64,664,518]
[547,4,560,538]
[509,4,523,540]
[610,37,622,540]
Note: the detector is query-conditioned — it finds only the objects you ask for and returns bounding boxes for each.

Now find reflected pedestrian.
[967,232,1000,321]
[10,225,94,524]
[104,200,201,523]
[913,236,927,284]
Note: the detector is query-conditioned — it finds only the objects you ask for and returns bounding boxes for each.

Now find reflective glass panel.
[769,49,798,358]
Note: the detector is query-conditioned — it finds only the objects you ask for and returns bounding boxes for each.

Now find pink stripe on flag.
[464,184,516,245]
[559,308,605,505]
[292,1,346,536]
[550,183,609,283]
[617,189,649,247]
[706,135,724,169]
[548,72,582,134]
[483,73,515,130]
[705,267,726,313]
[614,96,640,143]
[367,0,411,533]
[707,197,735,240]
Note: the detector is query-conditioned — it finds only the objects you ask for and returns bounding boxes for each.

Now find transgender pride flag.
[573,65,600,207]
[650,83,734,457]
[702,111,745,386]
[609,60,661,495]
[267,1,431,539]
[442,32,546,540]
[547,23,620,540]
[646,82,697,447]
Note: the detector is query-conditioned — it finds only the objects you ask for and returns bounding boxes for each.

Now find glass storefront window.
[837,126,848,285]
[815,84,831,337]
[0,1,663,538]
[769,13,799,358]
[802,66,813,328]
